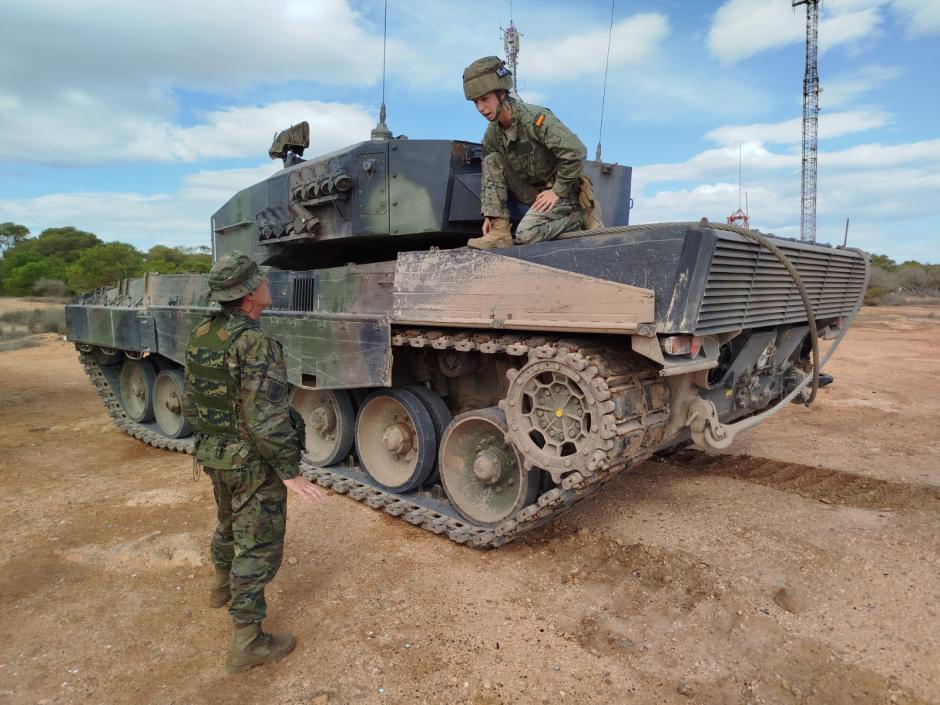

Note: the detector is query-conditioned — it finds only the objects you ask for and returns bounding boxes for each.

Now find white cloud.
[707,0,803,64]
[630,132,940,263]
[635,142,796,189]
[0,99,376,165]
[0,0,384,95]
[707,0,884,64]
[0,192,208,251]
[891,0,940,35]
[820,6,882,52]
[0,164,280,250]
[822,139,940,168]
[704,110,891,146]
[179,165,283,205]
[524,14,670,81]
[0,0,387,165]
[821,64,903,108]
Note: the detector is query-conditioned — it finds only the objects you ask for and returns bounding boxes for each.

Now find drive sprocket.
[501,350,616,481]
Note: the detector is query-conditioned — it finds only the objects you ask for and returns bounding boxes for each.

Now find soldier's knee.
[514,222,541,245]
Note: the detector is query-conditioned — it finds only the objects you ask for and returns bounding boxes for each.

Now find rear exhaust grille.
[695,237,867,334]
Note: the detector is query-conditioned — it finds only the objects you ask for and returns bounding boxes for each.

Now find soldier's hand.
[482,217,493,236]
[283,476,330,505]
[532,189,560,213]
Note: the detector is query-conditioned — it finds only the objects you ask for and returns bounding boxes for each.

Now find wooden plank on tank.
[393,249,655,334]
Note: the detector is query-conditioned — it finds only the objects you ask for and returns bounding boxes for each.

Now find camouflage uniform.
[182,253,301,626]
[480,98,587,244]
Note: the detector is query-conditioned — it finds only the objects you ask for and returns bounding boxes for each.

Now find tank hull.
[66,225,868,546]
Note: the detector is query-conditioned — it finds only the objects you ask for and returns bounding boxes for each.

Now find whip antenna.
[371,0,393,139]
[596,0,615,161]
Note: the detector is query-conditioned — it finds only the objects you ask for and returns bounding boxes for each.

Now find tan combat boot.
[468,217,512,250]
[209,566,231,609]
[225,622,297,674]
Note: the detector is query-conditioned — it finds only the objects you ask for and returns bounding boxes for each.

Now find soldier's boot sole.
[225,632,296,674]
[467,234,513,250]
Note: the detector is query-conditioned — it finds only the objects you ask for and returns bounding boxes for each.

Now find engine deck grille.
[695,237,868,334]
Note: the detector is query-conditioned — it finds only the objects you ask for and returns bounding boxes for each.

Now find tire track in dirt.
[658,450,940,511]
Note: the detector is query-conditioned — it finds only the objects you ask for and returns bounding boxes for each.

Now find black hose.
[561,221,820,405]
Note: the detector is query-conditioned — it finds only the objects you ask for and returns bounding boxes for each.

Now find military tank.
[65,118,869,547]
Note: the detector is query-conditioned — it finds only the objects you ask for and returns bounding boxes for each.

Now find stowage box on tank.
[66,120,868,547]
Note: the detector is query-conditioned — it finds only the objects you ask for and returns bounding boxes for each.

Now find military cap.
[463,56,513,100]
[207,251,264,302]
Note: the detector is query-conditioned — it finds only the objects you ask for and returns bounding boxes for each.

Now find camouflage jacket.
[182,311,301,480]
[482,99,587,199]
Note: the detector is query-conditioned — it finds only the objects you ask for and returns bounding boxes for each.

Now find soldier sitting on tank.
[463,55,590,250]
[182,251,330,674]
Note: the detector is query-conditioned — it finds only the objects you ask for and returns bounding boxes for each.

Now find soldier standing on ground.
[182,251,329,674]
[463,55,589,250]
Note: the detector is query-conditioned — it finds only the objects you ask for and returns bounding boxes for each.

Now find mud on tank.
[66,120,870,547]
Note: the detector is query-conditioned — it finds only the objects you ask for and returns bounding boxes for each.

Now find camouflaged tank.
[65,120,870,547]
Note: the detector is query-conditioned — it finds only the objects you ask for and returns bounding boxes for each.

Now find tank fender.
[393,248,655,335]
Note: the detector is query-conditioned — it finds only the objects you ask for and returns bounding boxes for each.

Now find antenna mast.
[596,0,616,162]
[794,0,820,242]
[502,2,522,97]
[727,142,750,228]
[371,0,393,140]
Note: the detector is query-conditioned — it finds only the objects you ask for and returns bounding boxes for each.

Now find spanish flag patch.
[534,112,545,127]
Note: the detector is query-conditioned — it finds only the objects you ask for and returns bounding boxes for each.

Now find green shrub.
[28,307,65,334]
[896,265,940,296]
[0,307,65,335]
[32,278,71,297]
[864,287,888,305]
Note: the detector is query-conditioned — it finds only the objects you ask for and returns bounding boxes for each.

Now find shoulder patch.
[217,328,231,342]
[534,112,545,128]
[194,321,212,336]
[266,380,287,404]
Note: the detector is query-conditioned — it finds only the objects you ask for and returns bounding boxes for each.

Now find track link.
[77,331,671,547]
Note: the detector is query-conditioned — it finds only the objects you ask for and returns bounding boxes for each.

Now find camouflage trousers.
[480,152,583,244]
[206,461,287,625]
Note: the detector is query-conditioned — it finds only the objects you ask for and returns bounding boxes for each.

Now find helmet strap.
[495,91,512,126]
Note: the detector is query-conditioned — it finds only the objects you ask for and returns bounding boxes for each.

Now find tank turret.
[213,124,632,269]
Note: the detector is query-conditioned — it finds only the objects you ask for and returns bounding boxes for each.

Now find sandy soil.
[0,301,937,705]
[0,297,66,313]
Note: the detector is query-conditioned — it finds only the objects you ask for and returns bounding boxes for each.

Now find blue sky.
[1,0,938,263]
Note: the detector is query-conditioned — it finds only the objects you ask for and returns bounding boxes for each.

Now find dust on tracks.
[661,449,940,511]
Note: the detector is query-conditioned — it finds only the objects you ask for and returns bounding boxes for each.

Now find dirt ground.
[0,300,937,705]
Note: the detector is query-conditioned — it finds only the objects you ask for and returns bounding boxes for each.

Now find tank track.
[79,350,196,453]
[77,330,670,548]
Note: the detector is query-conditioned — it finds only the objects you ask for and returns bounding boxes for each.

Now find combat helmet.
[463,56,513,100]
[207,251,264,302]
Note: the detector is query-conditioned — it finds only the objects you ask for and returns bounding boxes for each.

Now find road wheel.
[355,389,436,492]
[153,368,191,438]
[291,389,355,466]
[439,407,539,526]
[119,358,157,423]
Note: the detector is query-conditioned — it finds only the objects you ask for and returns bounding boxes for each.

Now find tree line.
[0,222,212,296]
[1,220,935,302]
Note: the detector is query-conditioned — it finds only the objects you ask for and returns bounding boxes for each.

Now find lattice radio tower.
[502,12,521,97]
[794,0,820,242]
